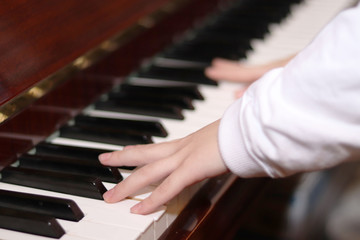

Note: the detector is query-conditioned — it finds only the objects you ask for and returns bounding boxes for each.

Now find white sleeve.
[218,4,360,178]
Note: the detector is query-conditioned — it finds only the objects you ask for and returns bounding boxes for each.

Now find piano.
[1,0,359,239]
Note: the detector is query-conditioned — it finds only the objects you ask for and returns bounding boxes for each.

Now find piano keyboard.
[0,0,354,239]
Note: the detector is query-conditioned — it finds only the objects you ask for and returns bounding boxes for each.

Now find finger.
[206,58,264,83]
[206,63,249,82]
[103,153,183,203]
[211,58,239,68]
[99,139,182,167]
[206,58,240,80]
[130,164,195,215]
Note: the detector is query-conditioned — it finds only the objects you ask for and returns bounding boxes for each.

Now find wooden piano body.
[1,0,360,239]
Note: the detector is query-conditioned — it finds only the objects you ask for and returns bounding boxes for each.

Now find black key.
[178,32,251,50]
[160,35,250,64]
[195,15,270,40]
[215,5,290,25]
[35,142,135,171]
[220,1,292,22]
[190,29,254,45]
[95,99,184,120]
[1,166,107,200]
[253,3,292,18]
[200,23,269,40]
[59,125,153,146]
[0,206,65,238]
[135,66,217,85]
[164,41,248,62]
[0,189,84,221]
[36,142,107,160]
[216,10,283,24]
[120,83,204,100]
[75,114,168,137]
[18,154,123,183]
[108,91,195,110]
[184,33,253,51]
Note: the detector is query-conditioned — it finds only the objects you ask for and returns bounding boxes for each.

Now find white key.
[246,0,354,65]
[0,182,166,240]
[4,1,354,240]
[0,228,90,240]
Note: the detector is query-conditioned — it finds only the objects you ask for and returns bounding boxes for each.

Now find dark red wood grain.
[159,176,269,240]
[85,0,228,77]
[0,0,169,105]
[0,0,227,168]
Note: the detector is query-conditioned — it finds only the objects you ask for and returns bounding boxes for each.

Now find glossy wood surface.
[85,0,227,77]
[159,175,270,240]
[0,0,170,105]
[0,0,227,166]
[161,162,360,240]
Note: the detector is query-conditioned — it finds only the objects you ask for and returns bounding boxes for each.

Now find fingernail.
[99,152,112,162]
[103,188,114,201]
[130,202,143,214]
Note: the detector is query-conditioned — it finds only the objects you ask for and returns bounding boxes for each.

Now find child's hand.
[99,120,229,215]
[205,58,268,83]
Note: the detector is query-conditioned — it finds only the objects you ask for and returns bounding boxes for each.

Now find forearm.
[219,4,360,178]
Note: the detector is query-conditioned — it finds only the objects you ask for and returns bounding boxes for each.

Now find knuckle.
[138,165,153,177]
[156,182,170,196]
